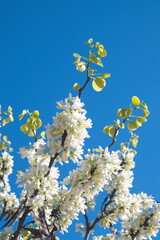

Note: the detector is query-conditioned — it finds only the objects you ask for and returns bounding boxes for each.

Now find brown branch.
[1,198,27,229]
[130,213,154,240]
[78,49,91,99]
[108,117,128,150]
[109,222,118,235]
[10,206,31,240]
[78,75,91,99]
[45,130,68,177]
[84,189,117,240]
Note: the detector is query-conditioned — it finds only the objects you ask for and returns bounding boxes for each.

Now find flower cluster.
[45,94,92,163]
[59,147,129,232]
[0,151,19,217]
[17,139,60,218]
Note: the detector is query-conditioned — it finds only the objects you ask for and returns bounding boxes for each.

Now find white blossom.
[45,94,92,163]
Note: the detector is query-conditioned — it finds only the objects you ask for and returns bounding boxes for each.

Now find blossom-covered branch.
[0,39,159,240]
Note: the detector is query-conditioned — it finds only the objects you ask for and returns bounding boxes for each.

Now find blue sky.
[0,0,160,239]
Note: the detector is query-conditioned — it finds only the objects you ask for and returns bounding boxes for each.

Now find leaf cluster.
[103,96,150,148]
[0,106,14,126]
[73,38,110,92]
[19,110,44,139]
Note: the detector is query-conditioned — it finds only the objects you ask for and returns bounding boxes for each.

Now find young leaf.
[73,83,80,90]
[98,48,107,58]
[103,126,110,134]
[92,77,106,92]
[117,108,132,118]
[109,127,118,137]
[132,96,140,105]
[131,137,138,147]
[136,116,147,123]
[90,53,103,67]
[85,38,93,44]
[143,109,150,117]
[33,110,40,118]
[101,73,111,79]
[128,121,139,131]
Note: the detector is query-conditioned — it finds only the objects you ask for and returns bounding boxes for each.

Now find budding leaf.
[143,109,150,117]
[131,137,138,147]
[85,38,93,44]
[73,83,80,90]
[76,62,86,72]
[132,96,140,105]
[2,118,11,126]
[101,73,111,79]
[40,131,46,139]
[98,48,107,58]
[33,110,39,118]
[3,136,8,142]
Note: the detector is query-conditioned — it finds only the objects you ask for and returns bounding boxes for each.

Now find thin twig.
[108,117,128,150]
[84,189,117,240]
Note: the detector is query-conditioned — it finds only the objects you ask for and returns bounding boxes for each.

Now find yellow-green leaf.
[119,122,125,129]
[131,137,138,147]
[136,116,147,123]
[143,109,150,117]
[97,58,103,67]
[20,124,28,134]
[90,53,103,67]
[8,106,12,113]
[2,118,11,126]
[141,103,148,109]
[101,73,111,79]
[33,110,39,118]
[117,108,133,118]
[3,136,8,142]
[109,127,118,137]
[128,121,139,131]
[18,114,24,120]
[132,96,140,105]
[26,118,34,128]
[103,126,110,134]
[98,44,104,50]
[40,131,46,139]
[0,143,5,150]
[98,48,107,58]
[90,53,98,63]
[85,38,93,44]
[73,83,80,90]
[73,53,81,58]
[92,77,106,92]
[27,129,34,137]
[34,118,42,129]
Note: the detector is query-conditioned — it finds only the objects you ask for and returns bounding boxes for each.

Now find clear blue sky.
[0,0,160,239]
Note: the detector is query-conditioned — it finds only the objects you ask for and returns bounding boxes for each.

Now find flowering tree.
[0,39,160,240]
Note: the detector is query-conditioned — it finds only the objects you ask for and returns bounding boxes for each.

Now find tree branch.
[10,206,31,240]
[84,189,117,240]
[108,117,128,150]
